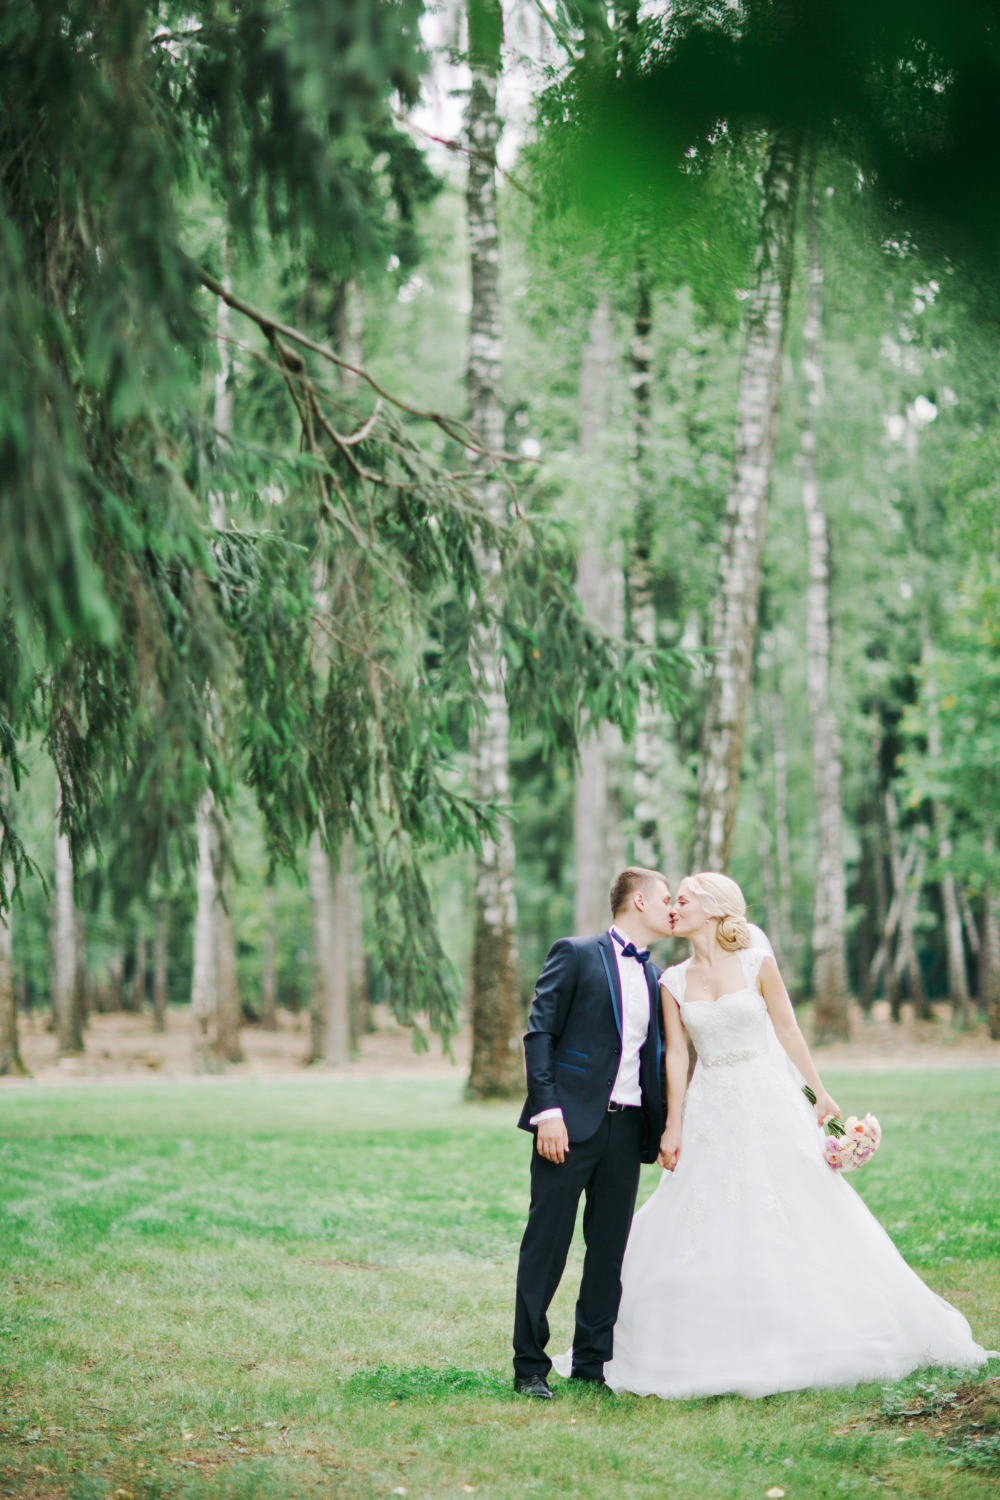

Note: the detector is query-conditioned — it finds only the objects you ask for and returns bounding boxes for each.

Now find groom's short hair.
[610,867,670,918]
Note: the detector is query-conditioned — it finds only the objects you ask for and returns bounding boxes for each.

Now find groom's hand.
[536,1118,570,1164]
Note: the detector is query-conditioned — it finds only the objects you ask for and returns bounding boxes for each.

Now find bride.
[582,871,992,1399]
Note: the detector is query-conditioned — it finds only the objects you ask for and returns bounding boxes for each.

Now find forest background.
[2,0,1000,1094]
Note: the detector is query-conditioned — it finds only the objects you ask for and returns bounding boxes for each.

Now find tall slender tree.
[573,296,626,933]
[465,0,522,1099]
[307,280,363,1068]
[307,820,350,1066]
[800,152,850,1040]
[52,791,82,1057]
[191,275,243,1066]
[691,131,801,870]
[626,271,665,871]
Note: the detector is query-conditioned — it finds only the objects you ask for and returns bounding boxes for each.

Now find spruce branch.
[196,267,527,465]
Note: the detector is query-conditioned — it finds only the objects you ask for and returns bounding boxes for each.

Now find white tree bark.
[191,797,220,1069]
[627,276,665,871]
[260,884,277,1030]
[191,261,241,1065]
[574,297,626,933]
[52,800,82,1056]
[691,132,801,869]
[308,827,350,1065]
[801,156,850,1040]
[465,3,522,1098]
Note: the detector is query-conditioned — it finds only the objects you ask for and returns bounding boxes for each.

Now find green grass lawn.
[1,1070,998,1500]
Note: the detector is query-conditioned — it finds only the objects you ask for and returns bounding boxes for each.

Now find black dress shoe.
[514,1375,555,1399]
[569,1371,608,1387]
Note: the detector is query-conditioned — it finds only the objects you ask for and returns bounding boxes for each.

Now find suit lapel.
[596,934,623,1039]
[643,966,659,1034]
[645,965,662,1068]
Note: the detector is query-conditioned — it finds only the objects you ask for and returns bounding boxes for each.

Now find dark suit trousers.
[512,1109,643,1380]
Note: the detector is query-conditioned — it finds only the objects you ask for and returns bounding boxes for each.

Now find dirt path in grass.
[5,999,1000,1087]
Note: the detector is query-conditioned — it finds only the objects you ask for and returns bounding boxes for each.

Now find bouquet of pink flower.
[802,1086,882,1172]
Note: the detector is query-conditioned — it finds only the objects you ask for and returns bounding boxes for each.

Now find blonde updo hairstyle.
[682,872,751,952]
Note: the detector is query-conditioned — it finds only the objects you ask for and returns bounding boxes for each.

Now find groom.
[512,867,672,1398]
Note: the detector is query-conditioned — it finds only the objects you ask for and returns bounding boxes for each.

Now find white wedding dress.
[558,946,991,1399]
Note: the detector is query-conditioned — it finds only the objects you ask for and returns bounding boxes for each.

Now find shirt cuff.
[529,1108,564,1126]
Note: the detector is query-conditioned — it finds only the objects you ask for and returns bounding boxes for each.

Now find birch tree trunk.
[307,828,350,1066]
[191,804,220,1070]
[53,791,83,1056]
[305,282,359,1066]
[465,0,521,1099]
[153,901,168,1033]
[691,132,801,869]
[260,884,277,1031]
[627,274,665,871]
[801,154,850,1041]
[191,259,242,1066]
[574,297,626,933]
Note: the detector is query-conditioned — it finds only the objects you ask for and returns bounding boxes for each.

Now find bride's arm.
[758,956,842,1124]
[657,982,688,1169]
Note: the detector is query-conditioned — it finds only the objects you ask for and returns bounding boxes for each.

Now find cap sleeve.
[659,961,687,1006]
[739,946,767,989]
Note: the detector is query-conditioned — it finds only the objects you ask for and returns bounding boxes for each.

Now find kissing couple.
[512,866,991,1400]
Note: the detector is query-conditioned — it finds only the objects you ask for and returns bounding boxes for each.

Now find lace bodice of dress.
[662,947,769,1068]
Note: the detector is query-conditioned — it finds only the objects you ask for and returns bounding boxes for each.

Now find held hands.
[813,1088,841,1126]
[657,1128,682,1172]
[536,1117,570,1165]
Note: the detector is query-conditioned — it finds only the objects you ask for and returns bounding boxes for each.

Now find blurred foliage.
[0,0,686,1040]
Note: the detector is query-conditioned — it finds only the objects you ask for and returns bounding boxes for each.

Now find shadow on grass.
[344,1364,515,1402]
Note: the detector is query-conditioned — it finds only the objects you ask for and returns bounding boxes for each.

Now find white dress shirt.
[530,927,651,1127]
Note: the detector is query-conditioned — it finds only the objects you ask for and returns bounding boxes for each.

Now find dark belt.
[607,1101,641,1113]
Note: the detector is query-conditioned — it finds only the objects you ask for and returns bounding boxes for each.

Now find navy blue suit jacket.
[517,933,666,1164]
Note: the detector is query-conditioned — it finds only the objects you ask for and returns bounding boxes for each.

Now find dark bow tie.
[620,940,650,965]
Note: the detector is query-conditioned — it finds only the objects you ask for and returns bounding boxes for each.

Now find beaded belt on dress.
[701,1047,767,1068]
